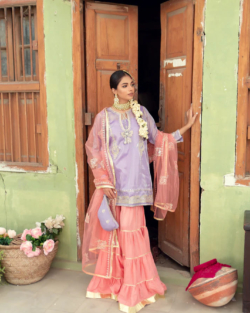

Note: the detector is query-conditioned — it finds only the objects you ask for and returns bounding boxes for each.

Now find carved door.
[158,0,194,266]
[85,1,138,199]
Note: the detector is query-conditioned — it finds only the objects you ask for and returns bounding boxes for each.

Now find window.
[0,0,48,170]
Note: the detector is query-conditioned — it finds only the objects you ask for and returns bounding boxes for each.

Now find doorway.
[72,0,204,272]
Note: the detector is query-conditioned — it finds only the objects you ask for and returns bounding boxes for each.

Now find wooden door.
[85,1,138,200]
[158,0,194,266]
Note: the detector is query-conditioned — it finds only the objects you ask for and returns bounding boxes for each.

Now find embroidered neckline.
[109,107,132,115]
[118,110,133,144]
[119,111,131,131]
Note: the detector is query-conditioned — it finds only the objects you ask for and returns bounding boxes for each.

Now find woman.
[82,70,197,313]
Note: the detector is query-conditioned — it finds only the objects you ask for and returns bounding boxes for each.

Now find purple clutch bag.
[98,195,119,231]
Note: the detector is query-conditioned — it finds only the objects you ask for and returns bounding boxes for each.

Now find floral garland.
[129,100,148,140]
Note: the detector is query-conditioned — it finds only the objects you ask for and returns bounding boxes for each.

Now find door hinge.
[196,28,205,42]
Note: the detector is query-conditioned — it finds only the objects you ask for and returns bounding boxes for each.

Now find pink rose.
[31,227,42,239]
[21,229,32,241]
[20,241,32,255]
[43,239,55,256]
[26,248,41,258]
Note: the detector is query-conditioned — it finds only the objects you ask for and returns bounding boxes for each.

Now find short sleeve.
[141,106,158,144]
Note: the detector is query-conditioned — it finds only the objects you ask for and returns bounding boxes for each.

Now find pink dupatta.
[82,108,179,277]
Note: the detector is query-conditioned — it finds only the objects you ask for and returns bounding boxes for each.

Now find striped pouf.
[187,267,238,307]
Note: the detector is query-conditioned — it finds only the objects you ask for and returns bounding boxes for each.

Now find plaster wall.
[0,0,77,262]
[200,0,244,284]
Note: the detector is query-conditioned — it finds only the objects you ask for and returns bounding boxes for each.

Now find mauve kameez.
[106,106,182,207]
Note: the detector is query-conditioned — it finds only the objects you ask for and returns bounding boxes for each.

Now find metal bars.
[0,4,40,165]
[1,5,36,82]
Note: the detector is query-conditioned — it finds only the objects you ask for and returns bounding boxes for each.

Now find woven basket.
[0,234,59,285]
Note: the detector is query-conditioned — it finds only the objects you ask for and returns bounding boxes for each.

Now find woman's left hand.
[186,105,198,128]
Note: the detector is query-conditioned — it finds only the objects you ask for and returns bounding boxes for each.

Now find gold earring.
[114,94,119,105]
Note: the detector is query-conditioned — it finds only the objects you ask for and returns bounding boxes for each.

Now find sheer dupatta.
[82,109,179,277]
[82,109,119,277]
[148,130,179,220]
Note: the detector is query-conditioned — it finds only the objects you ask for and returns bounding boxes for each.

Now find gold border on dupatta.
[105,108,119,278]
[105,108,116,186]
[96,185,115,189]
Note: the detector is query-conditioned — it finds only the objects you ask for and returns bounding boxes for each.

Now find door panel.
[158,0,194,267]
[85,1,138,200]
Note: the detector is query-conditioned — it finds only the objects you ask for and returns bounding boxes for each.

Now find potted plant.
[0,215,65,285]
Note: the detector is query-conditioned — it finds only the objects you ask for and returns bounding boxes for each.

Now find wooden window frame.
[0,1,37,7]
[236,0,250,186]
[0,0,48,172]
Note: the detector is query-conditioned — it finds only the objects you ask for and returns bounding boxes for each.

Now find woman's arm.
[179,106,198,136]
[142,105,198,144]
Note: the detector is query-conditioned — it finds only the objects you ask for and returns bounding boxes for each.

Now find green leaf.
[53,229,58,235]
[26,234,32,241]
[0,237,13,246]
[41,223,46,233]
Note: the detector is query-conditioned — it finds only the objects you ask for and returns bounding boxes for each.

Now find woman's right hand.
[102,188,117,199]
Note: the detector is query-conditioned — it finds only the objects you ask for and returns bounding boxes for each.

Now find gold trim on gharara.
[120,226,147,232]
[86,291,165,313]
[119,293,165,313]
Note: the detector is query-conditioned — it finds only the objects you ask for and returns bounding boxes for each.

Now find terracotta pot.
[188,267,238,307]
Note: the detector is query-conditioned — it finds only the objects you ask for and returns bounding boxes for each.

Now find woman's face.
[112,75,135,103]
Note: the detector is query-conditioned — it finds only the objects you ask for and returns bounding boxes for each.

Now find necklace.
[113,101,130,111]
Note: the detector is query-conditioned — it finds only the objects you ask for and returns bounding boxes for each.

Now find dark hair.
[110,70,132,89]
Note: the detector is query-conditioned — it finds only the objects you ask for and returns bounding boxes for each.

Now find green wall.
[200,0,245,284]
[0,0,77,262]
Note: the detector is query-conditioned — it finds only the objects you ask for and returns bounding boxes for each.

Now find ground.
[0,267,242,313]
